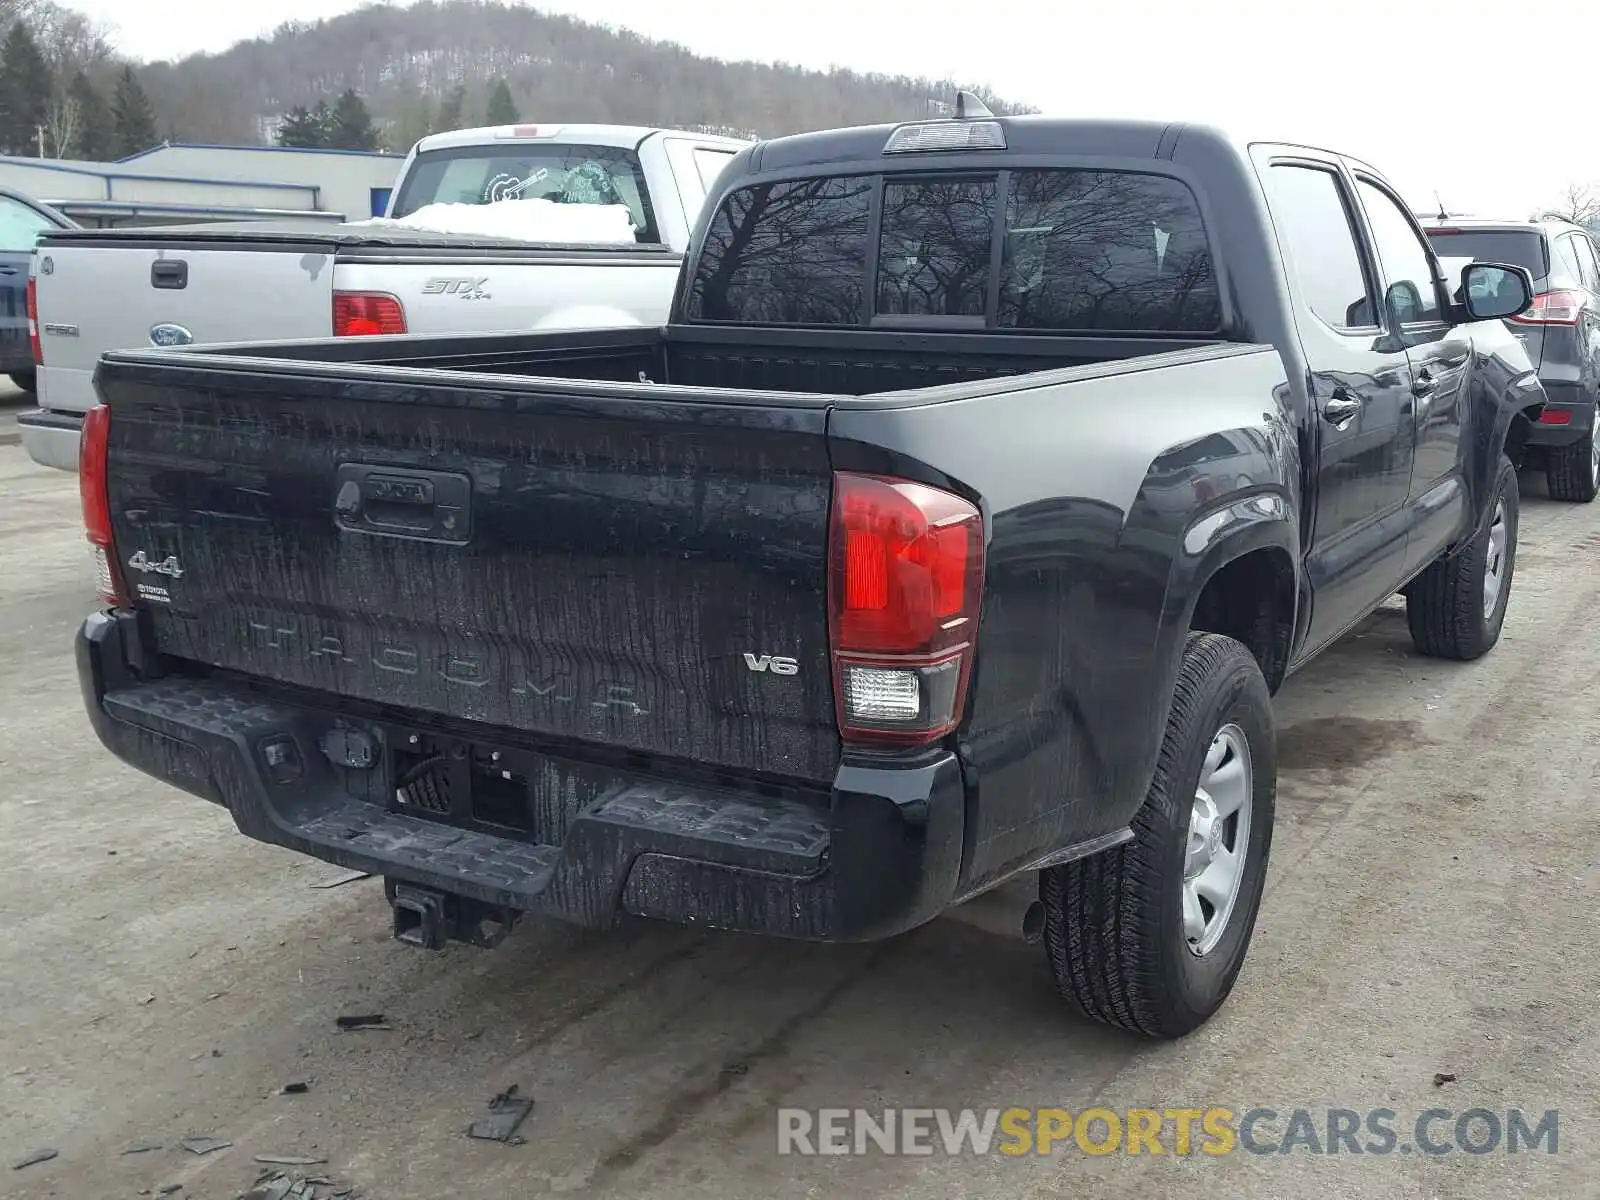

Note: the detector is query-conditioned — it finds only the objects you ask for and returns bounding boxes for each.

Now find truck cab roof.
[1420,214,1592,237]
[414,124,753,155]
[745,114,1374,178]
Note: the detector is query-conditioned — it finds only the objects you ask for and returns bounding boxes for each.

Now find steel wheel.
[1482,500,1508,618]
[1183,723,1252,957]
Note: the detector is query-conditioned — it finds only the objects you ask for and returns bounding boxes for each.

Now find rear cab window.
[687,168,1221,333]
[392,142,660,242]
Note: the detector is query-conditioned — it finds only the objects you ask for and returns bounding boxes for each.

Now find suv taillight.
[1510,289,1586,326]
[79,403,124,606]
[333,291,406,337]
[26,276,40,365]
[827,472,985,746]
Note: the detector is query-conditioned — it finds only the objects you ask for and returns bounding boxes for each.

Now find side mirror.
[1461,262,1534,321]
[1384,280,1426,325]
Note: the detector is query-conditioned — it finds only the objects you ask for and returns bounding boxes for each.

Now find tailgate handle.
[334,464,471,545]
[151,260,188,289]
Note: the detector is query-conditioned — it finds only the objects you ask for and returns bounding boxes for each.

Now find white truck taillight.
[26,276,40,364]
[333,291,407,336]
[827,472,985,746]
[79,404,125,606]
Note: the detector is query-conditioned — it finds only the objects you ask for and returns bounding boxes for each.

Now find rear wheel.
[1545,431,1599,503]
[1406,455,1518,660]
[9,370,34,393]
[1040,633,1275,1038]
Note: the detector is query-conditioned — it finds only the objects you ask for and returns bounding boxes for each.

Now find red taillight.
[827,472,984,746]
[333,291,406,337]
[79,403,124,605]
[26,276,40,365]
[1511,289,1586,326]
[1539,408,1572,425]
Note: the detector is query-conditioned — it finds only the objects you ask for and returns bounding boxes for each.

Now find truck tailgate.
[36,237,336,418]
[95,356,841,784]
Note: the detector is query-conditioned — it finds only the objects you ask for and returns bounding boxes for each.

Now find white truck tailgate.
[37,242,336,420]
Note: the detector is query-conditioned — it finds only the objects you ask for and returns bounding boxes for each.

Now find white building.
[0,143,405,227]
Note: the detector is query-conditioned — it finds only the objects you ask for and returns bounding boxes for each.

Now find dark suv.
[1426,217,1600,501]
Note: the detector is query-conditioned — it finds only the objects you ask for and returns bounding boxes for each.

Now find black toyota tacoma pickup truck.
[74,104,1545,1038]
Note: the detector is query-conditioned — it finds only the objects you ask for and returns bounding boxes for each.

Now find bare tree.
[1543,183,1600,228]
[42,88,78,157]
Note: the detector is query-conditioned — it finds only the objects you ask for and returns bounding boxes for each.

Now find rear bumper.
[17,406,82,470]
[1526,383,1596,449]
[77,612,967,942]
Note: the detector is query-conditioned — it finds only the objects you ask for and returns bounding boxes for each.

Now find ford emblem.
[149,323,194,347]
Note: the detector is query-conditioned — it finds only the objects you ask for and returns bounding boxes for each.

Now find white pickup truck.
[19,123,747,470]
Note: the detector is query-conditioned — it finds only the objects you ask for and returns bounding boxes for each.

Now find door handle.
[333,463,472,544]
[0,266,18,276]
[1412,371,1437,398]
[1321,392,1363,426]
[150,260,187,290]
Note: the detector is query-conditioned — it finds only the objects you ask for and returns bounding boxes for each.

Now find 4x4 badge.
[127,550,184,579]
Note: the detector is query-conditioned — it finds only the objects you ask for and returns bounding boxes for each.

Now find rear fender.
[1166,496,1300,689]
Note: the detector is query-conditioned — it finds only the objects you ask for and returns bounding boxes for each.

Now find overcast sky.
[69,0,1598,217]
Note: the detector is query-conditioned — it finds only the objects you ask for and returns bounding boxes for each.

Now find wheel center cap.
[1208,823,1224,857]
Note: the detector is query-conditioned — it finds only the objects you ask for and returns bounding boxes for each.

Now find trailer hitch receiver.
[388,880,519,951]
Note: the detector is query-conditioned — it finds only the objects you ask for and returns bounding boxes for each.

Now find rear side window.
[1554,235,1587,287]
[687,175,872,325]
[1263,165,1374,331]
[1573,236,1600,291]
[693,150,736,193]
[998,170,1220,332]
[687,168,1218,332]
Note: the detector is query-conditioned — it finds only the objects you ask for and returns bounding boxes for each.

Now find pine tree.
[276,105,324,148]
[327,88,378,150]
[67,72,111,160]
[389,83,434,153]
[433,85,465,134]
[309,99,334,146]
[110,65,157,158]
[0,23,53,156]
[485,78,518,125]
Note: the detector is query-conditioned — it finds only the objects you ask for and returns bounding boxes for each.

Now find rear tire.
[1545,433,1599,503]
[1040,632,1275,1039]
[1407,456,1518,660]
[9,370,34,393]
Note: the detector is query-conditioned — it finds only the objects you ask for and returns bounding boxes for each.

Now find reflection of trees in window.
[1000,171,1220,332]
[688,176,872,324]
[876,179,995,317]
